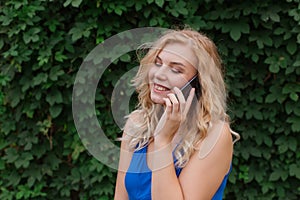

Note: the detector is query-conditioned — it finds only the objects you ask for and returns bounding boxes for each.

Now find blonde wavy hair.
[124,28,233,167]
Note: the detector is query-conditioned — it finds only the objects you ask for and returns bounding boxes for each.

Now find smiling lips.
[153,83,170,93]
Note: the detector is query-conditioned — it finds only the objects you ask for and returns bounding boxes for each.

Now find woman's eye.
[155,61,162,66]
[171,68,181,73]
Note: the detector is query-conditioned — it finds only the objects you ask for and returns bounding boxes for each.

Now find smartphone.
[180,75,201,100]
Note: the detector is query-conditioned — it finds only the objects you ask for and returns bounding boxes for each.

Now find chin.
[150,94,165,105]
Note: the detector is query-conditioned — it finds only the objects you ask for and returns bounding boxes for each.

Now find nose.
[154,65,168,81]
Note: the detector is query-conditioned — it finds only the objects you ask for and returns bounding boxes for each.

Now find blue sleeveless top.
[125,145,231,200]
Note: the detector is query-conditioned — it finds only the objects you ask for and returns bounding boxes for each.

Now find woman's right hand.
[153,87,195,147]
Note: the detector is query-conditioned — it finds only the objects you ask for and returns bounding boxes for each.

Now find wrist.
[148,142,173,171]
[153,133,173,148]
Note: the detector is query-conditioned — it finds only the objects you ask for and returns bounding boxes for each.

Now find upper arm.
[114,111,142,199]
[178,122,233,200]
[114,169,129,199]
[114,131,130,200]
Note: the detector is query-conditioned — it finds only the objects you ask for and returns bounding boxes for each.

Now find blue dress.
[125,145,231,200]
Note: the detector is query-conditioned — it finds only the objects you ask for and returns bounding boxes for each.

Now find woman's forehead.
[157,43,198,69]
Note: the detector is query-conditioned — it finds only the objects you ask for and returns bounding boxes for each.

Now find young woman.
[114,28,240,200]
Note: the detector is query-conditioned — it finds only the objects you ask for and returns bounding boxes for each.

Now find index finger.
[173,87,185,103]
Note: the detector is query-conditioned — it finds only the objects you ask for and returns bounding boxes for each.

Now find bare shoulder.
[117,111,143,173]
[178,121,233,199]
[211,121,233,151]
[197,120,233,160]
[123,110,144,133]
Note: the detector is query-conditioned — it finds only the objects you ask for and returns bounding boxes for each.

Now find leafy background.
[0,0,299,199]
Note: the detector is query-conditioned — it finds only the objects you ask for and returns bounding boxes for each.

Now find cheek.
[148,67,155,81]
[169,75,188,89]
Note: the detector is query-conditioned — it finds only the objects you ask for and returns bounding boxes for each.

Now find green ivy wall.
[0,0,299,199]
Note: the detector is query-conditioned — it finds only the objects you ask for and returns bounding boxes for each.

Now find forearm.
[150,142,184,200]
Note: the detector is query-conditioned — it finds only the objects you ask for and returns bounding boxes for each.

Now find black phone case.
[180,75,201,100]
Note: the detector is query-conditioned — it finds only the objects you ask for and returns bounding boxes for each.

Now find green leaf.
[4,148,19,163]
[288,137,297,151]
[149,18,157,26]
[0,14,13,26]
[290,93,299,101]
[287,116,300,132]
[0,158,5,170]
[6,170,21,186]
[254,168,264,182]
[262,35,273,46]
[265,93,276,103]
[54,51,68,62]
[47,19,59,32]
[274,27,285,35]
[31,144,47,159]
[65,42,75,53]
[33,73,48,86]
[0,137,9,150]
[225,21,250,41]
[69,28,82,42]
[143,8,152,18]
[269,170,281,181]
[282,83,300,94]
[71,0,83,7]
[135,1,144,11]
[64,0,82,7]
[287,41,297,55]
[69,23,90,42]
[263,136,273,147]
[283,86,300,101]
[49,66,64,81]
[285,66,295,74]
[285,101,294,114]
[293,60,300,67]
[45,153,61,170]
[0,38,4,49]
[230,28,242,41]
[269,64,280,73]
[120,53,131,62]
[251,54,259,63]
[155,0,164,7]
[289,164,300,179]
[115,8,123,16]
[9,87,22,107]
[46,89,63,105]
[14,153,33,168]
[270,12,280,22]
[22,28,41,44]
[293,104,300,116]
[71,144,85,160]
[177,1,188,15]
[262,182,273,194]
[250,147,261,157]
[49,104,63,118]
[205,10,219,20]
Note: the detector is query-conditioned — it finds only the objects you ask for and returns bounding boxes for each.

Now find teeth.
[155,85,168,91]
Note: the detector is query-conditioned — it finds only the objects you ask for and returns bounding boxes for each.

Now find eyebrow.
[156,56,186,68]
